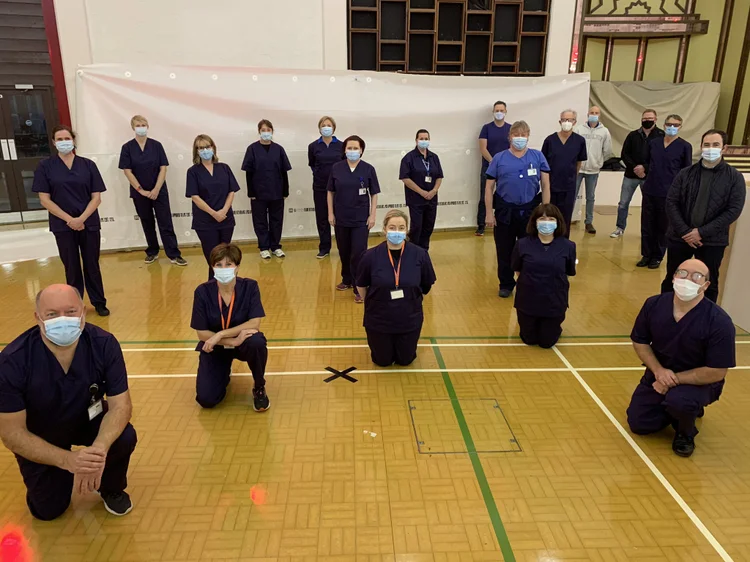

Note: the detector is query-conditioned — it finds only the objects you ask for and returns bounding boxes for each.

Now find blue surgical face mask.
[260,131,273,142]
[417,140,430,150]
[588,115,599,124]
[665,125,679,137]
[320,126,333,137]
[43,315,83,347]
[346,150,361,162]
[494,111,505,121]
[198,148,214,161]
[511,137,528,150]
[55,140,74,155]
[213,267,236,284]
[134,126,148,137]
[537,220,557,235]
[702,148,722,162]
[386,231,407,245]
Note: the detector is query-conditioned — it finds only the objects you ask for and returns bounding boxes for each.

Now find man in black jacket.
[611,109,664,238]
[662,129,746,302]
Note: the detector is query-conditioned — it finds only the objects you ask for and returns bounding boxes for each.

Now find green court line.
[429,337,515,561]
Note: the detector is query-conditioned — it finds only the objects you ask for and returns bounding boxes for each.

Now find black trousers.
[550,190,576,238]
[334,225,369,286]
[195,333,269,408]
[251,199,284,251]
[477,169,487,229]
[16,418,137,521]
[493,210,528,291]
[661,241,726,303]
[132,191,181,259]
[517,310,565,349]
[313,190,332,254]
[640,195,667,261]
[54,229,106,307]
[195,227,234,280]
[408,202,437,251]
[366,327,422,367]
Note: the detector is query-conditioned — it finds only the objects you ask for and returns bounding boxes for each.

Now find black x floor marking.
[324,366,358,383]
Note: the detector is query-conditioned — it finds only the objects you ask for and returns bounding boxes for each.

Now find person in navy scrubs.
[638,114,692,269]
[541,109,588,235]
[186,134,240,280]
[626,258,735,457]
[118,115,186,266]
[399,129,444,251]
[190,243,270,412]
[356,209,436,366]
[0,284,137,520]
[476,101,511,236]
[33,125,110,317]
[511,204,576,348]
[242,119,292,260]
[327,135,380,303]
[308,116,343,258]
[485,120,551,299]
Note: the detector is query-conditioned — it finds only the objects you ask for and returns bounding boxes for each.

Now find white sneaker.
[260,250,271,260]
[610,228,624,239]
[273,249,285,258]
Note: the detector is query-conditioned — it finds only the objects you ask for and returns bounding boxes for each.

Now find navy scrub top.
[511,236,576,318]
[399,148,444,207]
[241,142,292,200]
[308,137,343,192]
[0,324,129,449]
[32,156,107,233]
[486,149,550,205]
[541,132,588,192]
[631,293,736,374]
[327,160,381,228]
[356,241,437,334]
[118,138,170,198]
[479,121,511,170]
[643,137,692,197]
[185,162,240,231]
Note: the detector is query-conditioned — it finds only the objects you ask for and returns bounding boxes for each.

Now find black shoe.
[475,227,485,236]
[672,432,695,457]
[498,288,512,298]
[648,259,662,269]
[253,386,270,412]
[316,251,330,259]
[170,256,188,266]
[144,254,158,264]
[101,491,133,516]
[95,305,110,317]
[636,258,650,268]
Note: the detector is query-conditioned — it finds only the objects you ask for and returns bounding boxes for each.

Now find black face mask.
[642,120,655,129]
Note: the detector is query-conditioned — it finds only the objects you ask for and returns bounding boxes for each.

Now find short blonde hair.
[318,115,336,131]
[509,120,530,137]
[130,115,148,128]
[382,209,409,230]
[192,134,218,165]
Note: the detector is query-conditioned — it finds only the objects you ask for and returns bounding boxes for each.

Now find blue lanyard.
[421,158,430,174]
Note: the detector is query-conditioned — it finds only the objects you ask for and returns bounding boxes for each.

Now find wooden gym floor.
[0,212,749,562]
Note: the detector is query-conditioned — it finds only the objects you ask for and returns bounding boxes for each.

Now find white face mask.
[673,278,703,302]
[561,122,573,132]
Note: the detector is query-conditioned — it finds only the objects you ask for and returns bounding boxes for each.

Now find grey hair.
[35,285,83,310]
[560,108,578,120]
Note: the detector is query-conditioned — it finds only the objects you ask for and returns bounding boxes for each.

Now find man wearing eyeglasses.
[662,129,746,303]
[626,259,735,457]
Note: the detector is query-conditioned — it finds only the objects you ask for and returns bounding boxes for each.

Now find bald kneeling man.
[0,284,136,520]
[626,259,735,457]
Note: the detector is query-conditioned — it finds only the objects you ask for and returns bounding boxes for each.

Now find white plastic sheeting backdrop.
[74,65,590,252]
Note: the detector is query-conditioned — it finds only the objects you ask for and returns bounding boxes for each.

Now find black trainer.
[144,254,158,264]
[498,288,512,298]
[253,386,270,412]
[672,432,695,457]
[101,491,133,516]
[636,258,650,267]
[316,251,330,259]
[475,227,485,236]
[95,305,110,317]
[648,259,662,269]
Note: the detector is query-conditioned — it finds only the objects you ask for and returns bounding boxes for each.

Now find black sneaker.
[672,432,695,457]
[253,386,270,412]
[101,491,133,516]
[636,258,650,268]
[95,305,110,317]
[170,256,188,266]
[498,288,512,298]
[648,259,662,269]
[316,251,330,259]
[475,227,485,236]
[144,254,158,264]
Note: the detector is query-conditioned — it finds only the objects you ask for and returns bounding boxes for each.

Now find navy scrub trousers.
[16,420,137,521]
[366,328,421,367]
[132,190,181,259]
[314,191,332,254]
[195,333,269,408]
[408,202,437,251]
[517,311,565,349]
[493,209,533,292]
[335,225,369,287]
[550,190,576,237]
[54,229,107,308]
[251,200,284,252]
[196,228,234,280]
[640,194,668,261]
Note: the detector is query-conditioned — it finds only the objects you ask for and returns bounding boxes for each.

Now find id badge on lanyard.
[219,290,236,349]
[422,158,432,184]
[388,246,405,300]
[88,383,103,421]
[358,178,367,196]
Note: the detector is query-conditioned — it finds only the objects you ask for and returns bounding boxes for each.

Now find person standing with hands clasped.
[308,116,343,258]
[356,210,436,367]
[476,101,511,236]
[399,129,444,250]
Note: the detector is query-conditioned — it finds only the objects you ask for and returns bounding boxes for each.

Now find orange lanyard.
[218,290,235,331]
[387,245,404,288]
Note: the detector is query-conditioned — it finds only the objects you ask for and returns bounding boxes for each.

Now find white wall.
[545,0,577,76]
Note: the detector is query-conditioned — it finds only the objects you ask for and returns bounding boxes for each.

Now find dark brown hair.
[52,125,76,141]
[209,243,242,267]
[257,119,274,132]
[701,129,728,146]
[343,135,365,154]
[526,203,567,238]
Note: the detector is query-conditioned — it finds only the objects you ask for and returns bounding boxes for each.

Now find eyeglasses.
[665,123,681,127]
[675,269,706,283]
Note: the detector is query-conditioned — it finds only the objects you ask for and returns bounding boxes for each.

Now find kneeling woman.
[356,210,436,366]
[190,243,270,412]
[511,204,576,348]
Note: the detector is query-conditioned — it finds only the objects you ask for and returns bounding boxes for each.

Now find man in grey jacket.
[574,106,612,234]
[662,129,746,302]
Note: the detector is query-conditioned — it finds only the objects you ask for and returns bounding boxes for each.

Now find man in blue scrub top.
[0,285,137,520]
[476,101,511,236]
[626,259,735,457]
[485,120,551,298]
[542,109,588,236]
